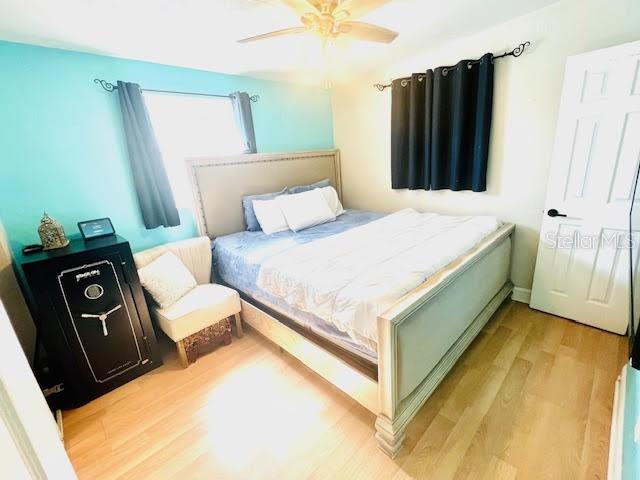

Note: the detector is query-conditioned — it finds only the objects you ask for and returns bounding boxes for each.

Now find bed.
[187,150,514,457]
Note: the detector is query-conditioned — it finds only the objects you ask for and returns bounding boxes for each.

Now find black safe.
[17,235,162,408]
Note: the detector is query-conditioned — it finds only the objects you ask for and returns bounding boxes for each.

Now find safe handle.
[80,304,122,320]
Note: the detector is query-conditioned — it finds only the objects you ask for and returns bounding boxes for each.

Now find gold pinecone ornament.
[38,212,70,250]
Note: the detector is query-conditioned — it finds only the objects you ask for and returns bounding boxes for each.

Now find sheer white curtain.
[144,92,244,207]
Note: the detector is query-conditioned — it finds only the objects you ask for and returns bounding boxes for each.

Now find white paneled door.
[530,40,640,334]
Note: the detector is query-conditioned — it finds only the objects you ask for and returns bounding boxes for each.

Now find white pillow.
[318,186,345,217]
[252,198,289,235]
[138,251,197,308]
[277,188,336,232]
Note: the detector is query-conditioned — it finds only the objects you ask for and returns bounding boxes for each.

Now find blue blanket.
[213,210,383,362]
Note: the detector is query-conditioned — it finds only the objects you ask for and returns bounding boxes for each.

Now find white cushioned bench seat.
[133,236,243,367]
[154,284,241,342]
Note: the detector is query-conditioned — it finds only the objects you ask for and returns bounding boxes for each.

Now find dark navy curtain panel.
[117,81,180,229]
[391,53,494,192]
[230,91,257,154]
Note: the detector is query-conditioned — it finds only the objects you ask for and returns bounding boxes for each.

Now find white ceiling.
[0,0,558,86]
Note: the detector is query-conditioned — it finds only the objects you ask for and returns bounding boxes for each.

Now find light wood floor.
[63,301,628,479]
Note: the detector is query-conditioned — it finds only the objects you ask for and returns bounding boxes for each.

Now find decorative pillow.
[277,188,336,232]
[242,187,287,231]
[318,186,345,217]
[252,198,289,235]
[137,251,197,308]
[287,179,331,195]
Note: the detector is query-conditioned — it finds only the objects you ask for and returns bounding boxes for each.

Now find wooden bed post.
[375,416,405,458]
[375,314,405,457]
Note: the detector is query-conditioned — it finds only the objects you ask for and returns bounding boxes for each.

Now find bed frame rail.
[241,300,379,413]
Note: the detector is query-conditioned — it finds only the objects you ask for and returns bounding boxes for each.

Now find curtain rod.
[373,41,530,92]
[93,79,260,102]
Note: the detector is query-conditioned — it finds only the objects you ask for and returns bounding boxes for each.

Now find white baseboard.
[511,287,531,304]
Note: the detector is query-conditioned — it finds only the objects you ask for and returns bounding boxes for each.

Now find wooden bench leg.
[233,312,243,338]
[176,339,189,368]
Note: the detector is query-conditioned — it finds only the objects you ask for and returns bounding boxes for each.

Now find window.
[144,92,245,207]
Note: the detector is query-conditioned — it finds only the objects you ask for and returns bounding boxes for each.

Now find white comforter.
[256,209,501,350]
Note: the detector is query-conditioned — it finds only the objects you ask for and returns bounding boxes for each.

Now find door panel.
[609,112,640,203]
[531,40,640,334]
[564,117,599,201]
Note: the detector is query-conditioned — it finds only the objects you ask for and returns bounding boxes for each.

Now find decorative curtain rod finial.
[511,41,530,57]
[94,78,117,92]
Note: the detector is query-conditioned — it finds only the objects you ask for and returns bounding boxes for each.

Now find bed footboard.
[375,224,514,457]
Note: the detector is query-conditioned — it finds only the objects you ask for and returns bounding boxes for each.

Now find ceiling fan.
[238,0,398,46]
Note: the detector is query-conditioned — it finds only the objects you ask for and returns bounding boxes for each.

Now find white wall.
[332,0,640,291]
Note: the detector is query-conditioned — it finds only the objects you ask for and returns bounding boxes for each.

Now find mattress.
[257,209,502,351]
[213,209,384,363]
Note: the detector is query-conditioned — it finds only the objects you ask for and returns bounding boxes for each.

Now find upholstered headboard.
[186,150,342,238]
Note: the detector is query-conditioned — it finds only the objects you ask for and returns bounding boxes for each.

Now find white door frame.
[0,300,76,479]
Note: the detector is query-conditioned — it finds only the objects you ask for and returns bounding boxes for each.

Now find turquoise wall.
[0,41,334,255]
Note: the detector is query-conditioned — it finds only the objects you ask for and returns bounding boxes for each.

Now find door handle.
[547,208,567,218]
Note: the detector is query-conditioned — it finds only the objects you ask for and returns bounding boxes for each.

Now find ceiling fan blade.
[335,0,390,19]
[340,21,398,43]
[237,26,309,43]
